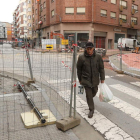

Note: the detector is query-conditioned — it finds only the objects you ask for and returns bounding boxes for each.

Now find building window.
[36,0,37,4]
[111,0,116,4]
[51,10,54,17]
[36,9,37,14]
[100,9,107,17]
[28,8,31,12]
[110,12,116,18]
[23,15,26,19]
[28,0,30,4]
[29,31,32,34]
[77,33,89,48]
[101,0,107,1]
[44,15,46,21]
[131,17,137,25]
[40,5,43,12]
[132,4,138,12]
[24,9,26,12]
[77,7,85,14]
[40,16,43,21]
[119,14,127,22]
[43,2,46,8]
[28,15,31,19]
[65,8,74,14]
[120,0,127,9]
[24,20,27,24]
[28,23,31,27]
[36,20,37,25]
[51,0,54,2]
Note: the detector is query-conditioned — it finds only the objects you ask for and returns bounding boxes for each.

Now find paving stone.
[0,133,8,140]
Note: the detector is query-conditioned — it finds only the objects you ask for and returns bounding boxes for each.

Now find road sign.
[61,39,69,45]
[46,45,53,50]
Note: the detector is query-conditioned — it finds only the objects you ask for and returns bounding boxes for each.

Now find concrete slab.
[21,109,56,128]
[56,117,81,132]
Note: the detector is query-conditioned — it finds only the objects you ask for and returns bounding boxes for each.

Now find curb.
[109,56,140,79]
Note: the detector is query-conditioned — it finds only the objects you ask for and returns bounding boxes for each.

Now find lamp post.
[55,13,62,23]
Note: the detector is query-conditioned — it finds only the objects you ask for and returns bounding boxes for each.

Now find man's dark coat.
[77,50,105,87]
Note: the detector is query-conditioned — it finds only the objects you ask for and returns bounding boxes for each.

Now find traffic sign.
[46,45,53,50]
[61,39,68,45]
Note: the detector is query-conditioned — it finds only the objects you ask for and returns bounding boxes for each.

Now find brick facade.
[31,0,140,49]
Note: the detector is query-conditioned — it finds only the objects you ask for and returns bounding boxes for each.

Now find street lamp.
[55,13,61,22]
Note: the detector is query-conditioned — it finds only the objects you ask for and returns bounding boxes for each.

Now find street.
[0,44,140,140]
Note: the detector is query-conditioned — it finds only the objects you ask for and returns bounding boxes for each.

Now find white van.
[117,38,140,51]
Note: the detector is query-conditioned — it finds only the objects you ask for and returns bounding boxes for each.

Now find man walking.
[77,42,105,118]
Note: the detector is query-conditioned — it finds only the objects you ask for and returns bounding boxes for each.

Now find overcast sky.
[0,0,19,23]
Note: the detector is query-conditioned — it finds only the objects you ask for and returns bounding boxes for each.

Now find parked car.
[117,38,140,51]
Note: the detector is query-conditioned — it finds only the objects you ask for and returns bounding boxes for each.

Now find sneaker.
[88,110,94,118]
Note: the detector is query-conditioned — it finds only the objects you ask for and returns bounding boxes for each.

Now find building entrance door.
[94,37,105,48]
[108,39,112,49]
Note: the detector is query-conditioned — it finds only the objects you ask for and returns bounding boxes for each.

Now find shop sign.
[114,28,121,32]
[61,39,69,45]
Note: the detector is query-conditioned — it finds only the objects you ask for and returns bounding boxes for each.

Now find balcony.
[119,5,123,12]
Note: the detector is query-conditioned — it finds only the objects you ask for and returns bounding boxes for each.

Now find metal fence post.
[26,49,33,81]
[25,36,34,81]
[73,45,77,118]
[69,48,75,117]
[120,37,122,71]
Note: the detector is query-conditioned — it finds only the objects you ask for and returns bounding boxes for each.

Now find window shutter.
[101,10,107,14]
[77,7,85,13]
[66,8,74,13]
[110,12,116,17]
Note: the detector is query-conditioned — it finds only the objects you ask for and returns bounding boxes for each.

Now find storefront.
[93,24,127,49]
[64,31,89,48]
[94,32,107,48]
[127,29,137,39]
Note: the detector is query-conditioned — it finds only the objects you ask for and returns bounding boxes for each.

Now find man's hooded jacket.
[77,50,105,87]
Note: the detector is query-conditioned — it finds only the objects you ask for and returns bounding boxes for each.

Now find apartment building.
[11,24,14,40]
[26,0,32,39]
[33,0,140,49]
[13,10,17,39]
[13,0,28,40]
[0,22,7,41]
[0,22,13,41]
[6,22,12,41]
[92,0,140,48]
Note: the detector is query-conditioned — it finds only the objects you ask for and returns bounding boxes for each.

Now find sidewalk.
[0,71,104,140]
[108,50,140,78]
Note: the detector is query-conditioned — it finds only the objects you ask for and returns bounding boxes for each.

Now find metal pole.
[69,49,75,117]
[120,37,122,71]
[26,49,34,80]
[17,82,46,123]
[73,45,77,118]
